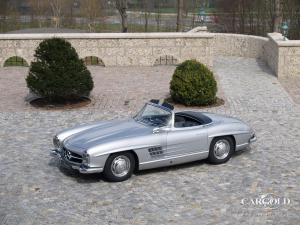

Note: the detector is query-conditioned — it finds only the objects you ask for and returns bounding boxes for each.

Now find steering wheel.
[149,116,158,123]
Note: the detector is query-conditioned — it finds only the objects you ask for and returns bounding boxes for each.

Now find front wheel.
[208,137,234,164]
[103,152,135,182]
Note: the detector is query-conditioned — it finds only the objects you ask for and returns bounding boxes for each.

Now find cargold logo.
[241,193,291,209]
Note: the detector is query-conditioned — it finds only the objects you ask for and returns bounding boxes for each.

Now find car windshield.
[134,104,172,127]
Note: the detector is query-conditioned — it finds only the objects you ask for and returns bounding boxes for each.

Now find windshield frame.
[134,103,173,127]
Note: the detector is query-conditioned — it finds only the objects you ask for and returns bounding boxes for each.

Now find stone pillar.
[266,33,300,77]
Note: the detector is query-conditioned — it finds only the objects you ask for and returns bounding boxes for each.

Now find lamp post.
[282,21,289,41]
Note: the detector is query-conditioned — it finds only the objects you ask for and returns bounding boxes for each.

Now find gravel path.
[0,57,299,225]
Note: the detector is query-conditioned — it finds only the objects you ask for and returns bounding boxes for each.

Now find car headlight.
[82,152,90,165]
[53,136,61,148]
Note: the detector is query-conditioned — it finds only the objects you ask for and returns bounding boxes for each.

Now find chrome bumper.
[78,165,103,174]
[50,148,62,159]
[50,149,103,174]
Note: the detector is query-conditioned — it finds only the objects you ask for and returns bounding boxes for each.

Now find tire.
[208,136,234,164]
[103,152,135,182]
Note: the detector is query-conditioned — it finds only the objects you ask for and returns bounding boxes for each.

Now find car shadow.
[48,157,105,183]
[136,147,252,176]
[60,166,105,183]
[135,159,207,176]
[233,147,251,157]
[48,148,251,183]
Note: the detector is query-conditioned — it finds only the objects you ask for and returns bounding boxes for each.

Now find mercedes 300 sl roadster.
[51,100,256,182]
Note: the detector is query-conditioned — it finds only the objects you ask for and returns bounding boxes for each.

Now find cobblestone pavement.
[280,76,300,105]
[0,66,176,112]
[0,57,299,225]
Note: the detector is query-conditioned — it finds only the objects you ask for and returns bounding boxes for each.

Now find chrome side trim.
[236,143,249,151]
[208,131,249,138]
[139,151,209,170]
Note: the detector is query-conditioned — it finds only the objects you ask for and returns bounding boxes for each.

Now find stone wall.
[263,33,279,75]
[0,31,299,77]
[279,43,300,77]
[213,33,268,59]
[0,33,214,68]
[264,33,300,77]
[213,32,300,77]
[277,37,300,77]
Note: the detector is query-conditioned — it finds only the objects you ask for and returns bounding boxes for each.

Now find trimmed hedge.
[26,38,94,102]
[170,60,217,106]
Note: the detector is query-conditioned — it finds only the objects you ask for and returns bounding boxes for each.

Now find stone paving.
[280,76,300,105]
[0,57,299,225]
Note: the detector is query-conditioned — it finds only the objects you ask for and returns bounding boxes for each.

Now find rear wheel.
[208,137,234,164]
[103,152,135,182]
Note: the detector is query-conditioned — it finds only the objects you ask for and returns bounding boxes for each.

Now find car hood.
[64,119,151,150]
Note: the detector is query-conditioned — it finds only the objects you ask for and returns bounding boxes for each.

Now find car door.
[166,124,208,157]
[148,130,168,157]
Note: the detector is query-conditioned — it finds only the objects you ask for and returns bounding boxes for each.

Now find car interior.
[173,111,213,128]
[174,114,202,128]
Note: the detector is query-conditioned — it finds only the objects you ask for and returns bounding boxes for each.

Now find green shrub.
[26,38,94,102]
[170,60,217,106]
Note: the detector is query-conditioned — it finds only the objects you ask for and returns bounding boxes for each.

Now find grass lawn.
[4,56,29,67]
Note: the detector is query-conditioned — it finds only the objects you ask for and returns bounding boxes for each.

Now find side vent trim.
[148,146,164,157]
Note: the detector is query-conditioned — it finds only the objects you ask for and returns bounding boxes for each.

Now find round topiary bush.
[170,60,217,106]
[26,38,94,102]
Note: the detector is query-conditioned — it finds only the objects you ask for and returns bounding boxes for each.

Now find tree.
[113,0,128,32]
[6,2,20,31]
[273,0,283,32]
[215,0,299,37]
[183,0,189,16]
[170,60,217,106]
[176,0,184,32]
[48,0,63,28]
[81,0,102,32]
[142,0,153,32]
[48,0,73,28]
[26,38,94,102]
[28,0,49,27]
[191,0,197,28]
[0,0,8,17]
[154,0,162,31]
[0,0,9,32]
[282,0,300,40]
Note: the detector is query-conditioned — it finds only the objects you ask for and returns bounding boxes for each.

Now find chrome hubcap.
[214,139,230,160]
[111,155,131,177]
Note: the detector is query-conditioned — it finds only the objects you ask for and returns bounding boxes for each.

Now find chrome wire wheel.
[213,139,230,160]
[110,155,131,177]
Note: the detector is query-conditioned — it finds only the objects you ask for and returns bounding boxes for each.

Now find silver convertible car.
[51,100,256,182]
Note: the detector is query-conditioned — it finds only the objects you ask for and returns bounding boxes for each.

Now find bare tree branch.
[176,0,184,32]
[81,0,102,32]
[28,0,49,27]
[113,0,128,32]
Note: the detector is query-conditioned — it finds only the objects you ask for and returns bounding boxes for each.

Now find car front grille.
[61,147,83,164]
